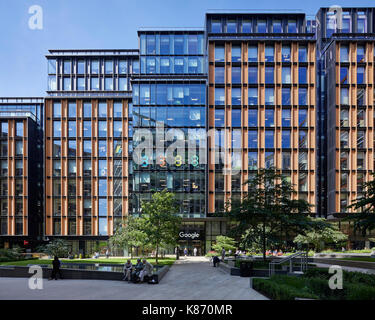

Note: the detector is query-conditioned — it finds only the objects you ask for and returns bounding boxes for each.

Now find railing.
[269,251,308,277]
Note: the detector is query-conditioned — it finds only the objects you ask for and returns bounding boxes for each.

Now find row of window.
[340,130,367,149]
[340,109,367,127]
[50,218,109,236]
[0,199,24,215]
[339,66,368,84]
[214,66,309,84]
[0,141,24,156]
[214,44,308,63]
[0,122,24,137]
[214,108,308,127]
[210,18,300,34]
[326,11,367,37]
[340,87,367,105]
[133,84,206,105]
[0,179,24,196]
[52,160,122,178]
[140,56,204,74]
[48,76,130,91]
[339,45,369,63]
[0,160,24,176]
[48,59,138,75]
[340,151,367,170]
[52,102,125,118]
[0,218,23,235]
[214,87,310,106]
[340,172,367,193]
[140,34,204,56]
[52,139,124,158]
[53,120,123,138]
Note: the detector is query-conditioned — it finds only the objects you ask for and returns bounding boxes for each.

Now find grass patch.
[0,257,176,267]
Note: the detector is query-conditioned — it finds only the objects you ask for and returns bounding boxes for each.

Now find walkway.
[0,256,267,300]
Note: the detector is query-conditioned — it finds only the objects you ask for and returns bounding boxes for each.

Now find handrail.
[269,251,308,277]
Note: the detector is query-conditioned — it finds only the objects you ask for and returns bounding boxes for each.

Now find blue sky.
[0,0,374,96]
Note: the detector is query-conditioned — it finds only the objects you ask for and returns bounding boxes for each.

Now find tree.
[141,190,182,264]
[222,168,328,261]
[212,236,236,253]
[346,172,375,236]
[40,239,69,258]
[293,219,348,252]
[109,216,149,258]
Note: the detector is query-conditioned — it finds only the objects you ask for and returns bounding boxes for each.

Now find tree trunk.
[130,246,133,259]
[262,223,266,262]
[156,245,159,264]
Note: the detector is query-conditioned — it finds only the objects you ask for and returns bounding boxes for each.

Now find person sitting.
[139,259,153,282]
[132,258,144,282]
[212,255,220,267]
[123,259,133,282]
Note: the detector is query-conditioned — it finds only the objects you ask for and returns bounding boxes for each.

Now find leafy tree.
[222,168,328,261]
[141,190,182,264]
[109,216,149,258]
[212,236,236,253]
[293,219,348,252]
[346,172,375,236]
[40,239,69,258]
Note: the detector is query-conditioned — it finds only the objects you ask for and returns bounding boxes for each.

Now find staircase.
[269,252,308,277]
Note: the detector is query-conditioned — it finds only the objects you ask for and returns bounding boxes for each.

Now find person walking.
[184,247,188,257]
[221,247,226,262]
[140,259,153,282]
[123,259,133,282]
[193,247,197,256]
[49,256,62,280]
[105,249,110,259]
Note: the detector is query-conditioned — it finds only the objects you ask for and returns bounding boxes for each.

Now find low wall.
[0,265,170,283]
[312,258,375,270]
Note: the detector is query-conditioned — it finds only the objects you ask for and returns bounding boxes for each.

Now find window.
[265,88,274,105]
[146,35,156,54]
[215,88,225,105]
[282,88,291,105]
[98,102,107,117]
[257,20,267,33]
[273,20,282,33]
[99,198,107,216]
[98,121,107,137]
[83,160,92,177]
[357,130,365,148]
[91,77,99,90]
[357,13,367,33]
[282,152,291,170]
[342,13,351,33]
[357,67,365,84]
[248,109,258,127]
[282,45,291,62]
[248,152,258,170]
[68,160,76,176]
[282,109,291,127]
[265,109,274,127]
[48,59,56,74]
[114,140,122,157]
[105,78,113,90]
[215,109,225,127]
[282,130,291,148]
[299,172,308,192]
[248,46,258,62]
[299,67,307,84]
[174,35,184,54]
[242,20,252,33]
[357,109,365,127]
[63,78,71,90]
[298,46,307,62]
[98,179,107,196]
[215,46,225,62]
[98,140,107,157]
[265,152,274,168]
[53,160,61,176]
[113,121,122,137]
[299,88,307,105]
[288,20,297,33]
[119,60,128,74]
[48,76,57,90]
[211,20,222,33]
[340,131,349,148]
[340,151,349,170]
[357,46,365,63]
[68,121,76,137]
[53,102,61,118]
[68,140,76,156]
[299,109,308,127]
[77,60,85,74]
[231,88,241,105]
[282,67,291,84]
[248,67,258,84]
[15,141,23,156]
[160,35,170,54]
[299,130,307,148]
[248,88,258,105]
[84,102,91,117]
[77,77,85,90]
[227,20,237,33]
[1,123,8,137]
[265,130,274,148]
[91,60,99,74]
[99,218,108,236]
[232,67,241,83]
[265,67,274,84]
[357,151,365,170]
[265,46,274,62]
[357,88,366,106]
[232,109,241,127]
[326,12,337,37]
[1,161,8,175]
[232,46,241,62]
[248,131,258,148]
[341,88,349,105]
[16,122,23,137]
[83,121,91,137]
[340,45,349,62]
[53,121,61,137]
[340,67,348,84]
[340,194,348,212]
[215,67,225,83]
[63,60,71,74]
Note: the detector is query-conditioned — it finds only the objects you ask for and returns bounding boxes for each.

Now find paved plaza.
[0,257,268,300]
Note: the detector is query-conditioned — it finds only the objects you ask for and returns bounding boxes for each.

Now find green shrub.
[346,283,375,300]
